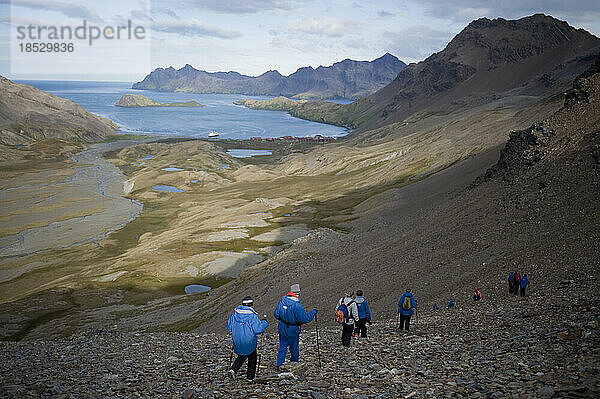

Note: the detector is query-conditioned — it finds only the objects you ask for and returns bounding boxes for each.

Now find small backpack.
[402,296,412,310]
[335,298,353,324]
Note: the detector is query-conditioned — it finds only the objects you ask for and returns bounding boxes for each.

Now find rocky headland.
[115,94,204,108]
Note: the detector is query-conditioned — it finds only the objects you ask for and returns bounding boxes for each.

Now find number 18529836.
[19,43,74,52]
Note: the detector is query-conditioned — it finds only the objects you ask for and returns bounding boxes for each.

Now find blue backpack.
[335,298,353,324]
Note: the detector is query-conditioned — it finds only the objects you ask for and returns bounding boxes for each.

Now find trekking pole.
[396,311,400,328]
[315,313,322,370]
[257,333,263,376]
[229,342,233,368]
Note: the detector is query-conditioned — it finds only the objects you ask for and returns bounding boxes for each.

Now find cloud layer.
[151,19,242,39]
[9,0,103,22]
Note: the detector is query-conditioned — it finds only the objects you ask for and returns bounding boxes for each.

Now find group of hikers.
[226,284,415,381]
[226,273,532,381]
[508,271,530,296]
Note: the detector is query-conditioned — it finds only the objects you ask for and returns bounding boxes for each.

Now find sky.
[0,0,599,81]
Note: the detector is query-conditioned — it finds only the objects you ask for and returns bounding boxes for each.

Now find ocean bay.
[17,80,350,140]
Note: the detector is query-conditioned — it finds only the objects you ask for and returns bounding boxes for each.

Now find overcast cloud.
[9,0,103,22]
[151,19,242,39]
[164,0,301,15]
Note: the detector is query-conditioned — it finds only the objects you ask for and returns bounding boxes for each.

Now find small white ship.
[208,131,219,137]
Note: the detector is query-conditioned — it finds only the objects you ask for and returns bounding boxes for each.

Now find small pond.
[161,166,184,171]
[140,155,154,160]
[226,149,273,158]
[152,185,184,192]
[185,284,212,294]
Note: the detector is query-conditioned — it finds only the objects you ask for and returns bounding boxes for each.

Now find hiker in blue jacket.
[353,290,371,338]
[519,274,530,297]
[227,296,268,381]
[274,284,317,369]
[397,289,417,331]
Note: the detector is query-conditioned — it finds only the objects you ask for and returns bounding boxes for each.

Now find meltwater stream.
[0,142,143,258]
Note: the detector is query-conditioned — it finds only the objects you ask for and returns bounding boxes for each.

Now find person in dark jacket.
[447,299,455,309]
[473,288,482,301]
[508,272,516,294]
[397,289,417,331]
[519,274,530,297]
[273,284,317,369]
[353,290,372,338]
[226,297,268,381]
[513,272,521,295]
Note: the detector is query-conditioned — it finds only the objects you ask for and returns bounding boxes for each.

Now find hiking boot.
[227,369,235,380]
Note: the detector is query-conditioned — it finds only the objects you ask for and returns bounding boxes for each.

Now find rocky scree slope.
[1,290,598,398]
[132,53,406,100]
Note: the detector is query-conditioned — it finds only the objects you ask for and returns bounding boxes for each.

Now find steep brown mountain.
[0,76,117,161]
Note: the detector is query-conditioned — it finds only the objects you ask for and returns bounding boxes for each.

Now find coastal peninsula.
[115,94,204,108]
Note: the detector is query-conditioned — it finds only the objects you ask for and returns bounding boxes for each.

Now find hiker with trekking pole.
[273,284,317,371]
[397,289,417,331]
[226,296,268,381]
[335,291,359,347]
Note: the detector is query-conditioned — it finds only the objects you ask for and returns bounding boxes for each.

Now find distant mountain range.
[132,53,406,100]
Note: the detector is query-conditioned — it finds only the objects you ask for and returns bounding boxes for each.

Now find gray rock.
[537,385,554,398]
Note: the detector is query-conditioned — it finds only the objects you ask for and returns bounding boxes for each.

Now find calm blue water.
[16,80,350,140]
[184,284,212,294]
[152,185,184,193]
[227,149,273,158]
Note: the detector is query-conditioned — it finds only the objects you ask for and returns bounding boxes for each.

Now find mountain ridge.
[359,14,600,132]
[132,53,406,100]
